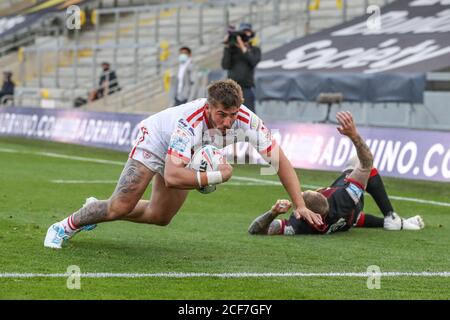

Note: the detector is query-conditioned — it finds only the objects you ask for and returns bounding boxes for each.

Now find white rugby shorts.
[129,126,166,176]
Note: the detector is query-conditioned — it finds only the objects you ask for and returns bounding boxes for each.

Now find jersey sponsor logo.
[175,127,189,137]
[326,218,347,234]
[169,135,189,153]
[179,118,189,127]
[177,119,195,136]
[345,183,363,204]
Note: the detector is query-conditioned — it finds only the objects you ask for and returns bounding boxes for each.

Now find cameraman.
[221,23,261,113]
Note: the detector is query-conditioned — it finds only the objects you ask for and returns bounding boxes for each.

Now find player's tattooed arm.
[336,111,373,169]
[248,200,291,234]
[248,211,275,235]
[350,133,373,169]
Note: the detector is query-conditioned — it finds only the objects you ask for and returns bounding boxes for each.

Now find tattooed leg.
[72,200,109,227]
[112,158,154,200]
[70,158,154,227]
[122,174,189,226]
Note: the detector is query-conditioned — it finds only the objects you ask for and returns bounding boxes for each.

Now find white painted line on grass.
[51,180,118,184]
[232,176,281,186]
[389,195,450,207]
[2,147,450,208]
[0,148,123,165]
[50,179,276,186]
[38,152,123,165]
[0,272,449,279]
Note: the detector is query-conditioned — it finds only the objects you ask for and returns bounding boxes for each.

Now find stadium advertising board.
[0,106,144,152]
[1,106,449,183]
[259,123,450,183]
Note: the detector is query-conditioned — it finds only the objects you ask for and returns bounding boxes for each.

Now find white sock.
[61,215,79,234]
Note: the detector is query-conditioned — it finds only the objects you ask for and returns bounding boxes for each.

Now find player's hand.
[294,206,323,226]
[270,199,292,215]
[336,111,357,139]
[218,162,233,183]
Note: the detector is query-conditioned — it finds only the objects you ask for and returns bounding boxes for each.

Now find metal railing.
[14,0,330,85]
[18,0,283,88]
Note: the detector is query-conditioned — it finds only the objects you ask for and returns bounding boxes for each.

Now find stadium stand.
[3,0,388,113]
[3,0,449,131]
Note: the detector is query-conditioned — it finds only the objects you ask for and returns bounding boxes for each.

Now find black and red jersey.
[286,172,365,235]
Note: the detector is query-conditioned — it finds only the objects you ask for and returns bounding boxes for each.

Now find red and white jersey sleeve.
[235,105,274,154]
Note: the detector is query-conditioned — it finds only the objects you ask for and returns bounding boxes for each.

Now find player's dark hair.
[207,79,244,109]
[303,191,329,218]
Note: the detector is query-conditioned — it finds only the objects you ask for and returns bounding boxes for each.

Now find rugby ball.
[189,145,224,194]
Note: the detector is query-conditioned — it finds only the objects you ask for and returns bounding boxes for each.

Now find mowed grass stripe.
[1,146,449,207]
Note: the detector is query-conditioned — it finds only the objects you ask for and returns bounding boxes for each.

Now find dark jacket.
[221,45,261,88]
[99,69,120,93]
[0,80,15,98]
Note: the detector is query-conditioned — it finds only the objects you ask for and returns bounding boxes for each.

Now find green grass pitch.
[0,137,449,299]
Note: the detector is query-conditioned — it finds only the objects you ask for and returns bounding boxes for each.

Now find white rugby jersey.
[131,98,274,163]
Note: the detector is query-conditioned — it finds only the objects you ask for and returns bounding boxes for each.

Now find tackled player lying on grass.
[248,111,425,235]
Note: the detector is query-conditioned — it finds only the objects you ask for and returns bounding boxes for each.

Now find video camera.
[227,30,252,45]
[225,23,255,46]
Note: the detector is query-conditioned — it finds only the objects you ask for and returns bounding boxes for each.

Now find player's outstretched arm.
[336,111,373,169]
[336,111,373,187]
[248,200,291,235]
[164,154,233,189]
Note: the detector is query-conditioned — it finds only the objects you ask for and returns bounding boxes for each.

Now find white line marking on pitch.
[389,195,450,207]
[39,152,123,165]
[232,176,281,185]
[51,179,271,186]
[0,272,449,279]
[2,147,450,207]
[0,148,123,165]
[51,180,118,184]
